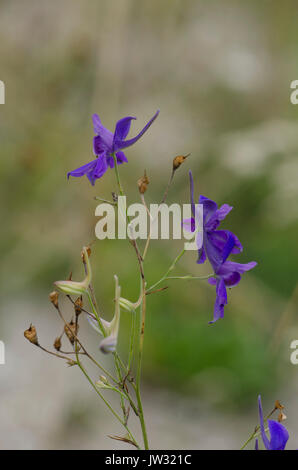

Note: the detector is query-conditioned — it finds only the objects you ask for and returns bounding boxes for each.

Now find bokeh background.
[1,0,298,449]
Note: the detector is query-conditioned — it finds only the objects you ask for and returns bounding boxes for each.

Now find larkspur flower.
[68,110,159,185]
[207,233,257,323]
[182,171,243,266]
[257,395,289,450]
[183,170,257,323]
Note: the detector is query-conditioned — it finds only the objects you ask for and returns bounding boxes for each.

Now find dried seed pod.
[49,291,59,308]
[278,411,287,422]
[24,324,39,345]
[64,320,78,345]
[173,153,190,171]
[275,400,284,410]
[137,171,149,194]
[74,296,83,316]
[53,336,62,351]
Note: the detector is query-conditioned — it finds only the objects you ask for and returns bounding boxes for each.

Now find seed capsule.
[24,324,39,345]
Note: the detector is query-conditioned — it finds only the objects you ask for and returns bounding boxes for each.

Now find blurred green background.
[1,0,298,449]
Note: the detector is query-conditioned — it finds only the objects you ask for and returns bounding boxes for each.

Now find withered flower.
[49,291,59,308]
[173,153,190,171]
[137,170,149,194]
[74,296,83,316]
[64,320,79,345]
[53,336,62,351]
[24,324,39,346]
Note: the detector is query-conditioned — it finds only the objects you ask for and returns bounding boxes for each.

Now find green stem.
[165,274,214,281]
[146,248,186,293]
[240,409,276,450]
[135,277,149,450]
[112,152,149,448]
[86,291,106,337]
[128,310,136,371]
[113,153,124,196]
[74,346,140,449]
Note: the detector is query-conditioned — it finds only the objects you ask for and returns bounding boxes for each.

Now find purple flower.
[183,171,243,266]
[207,233,257,323]
[257,395,289,450]
[68,110,159,185]
[183,171,257,323]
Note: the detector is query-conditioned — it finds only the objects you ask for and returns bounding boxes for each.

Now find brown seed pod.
[24,324,39,345]
[64,320,79,345]
[53,336,62,351]
[173,153,190,170]
[137,171,149,194]
[49,291,59,308]
[74,296,83,316]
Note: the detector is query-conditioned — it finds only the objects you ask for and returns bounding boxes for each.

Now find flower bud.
[49,291,59,308]
[137,170,149,194]
[99,275,121,354]
[24,324,39,345]
[119,297,136,313]
[53,336,62,351]
[64,320,78,345]
[54,247,92,296]
[173,153,190,171]
[67,359,77,367]
[99,335,117,354]
[95,375,111,389]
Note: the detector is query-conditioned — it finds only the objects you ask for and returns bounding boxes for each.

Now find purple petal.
[207,230,243,259]
[182,217,196,233]
[258,395,270,450]
[255,439,259,450]
[221,232,236,264]
[206,204,233,230]
[209,278,227,324]
[87,156,108,185]
[67,159,97,179]
[205,231,235,272]
[208,277,217,286]
[223,271,241,287]
[92,115,113,153]
[106,152,128,169]
[217,277,227,305]
[115,151,128,164]
[106,155,115,168]
[189,170,195,215]
[116,110,160,150]
[204,234,224,271]
[197,245,206,264]
[196,231,203,251]
[218,260,257,277]
[199,195,218,225]
[93,155,108,178]
[113,116,136,143]
[268,420,289,450]
[93,134,113,155]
